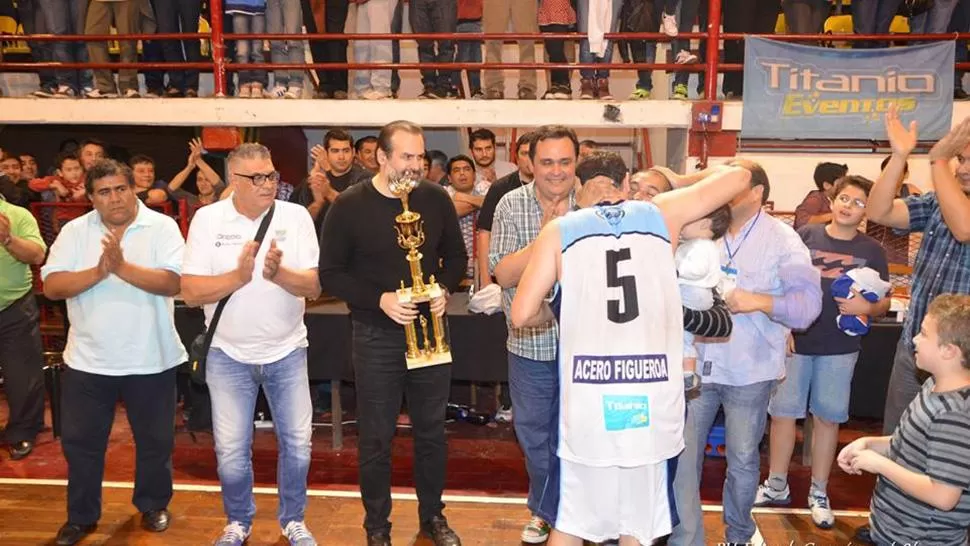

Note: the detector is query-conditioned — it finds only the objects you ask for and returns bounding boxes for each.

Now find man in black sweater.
[318,120,466,546]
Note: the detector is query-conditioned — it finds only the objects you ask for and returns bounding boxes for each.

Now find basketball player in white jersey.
[510,152,755,546]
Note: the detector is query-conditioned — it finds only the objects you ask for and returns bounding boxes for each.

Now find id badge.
[720,265,738,295]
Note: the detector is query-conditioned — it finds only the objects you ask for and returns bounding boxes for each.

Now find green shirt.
[0,197,46,311]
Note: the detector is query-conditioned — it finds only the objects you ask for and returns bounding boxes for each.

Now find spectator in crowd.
[319,121,465,546]
[578,139,598,158]
[757,175,890,530]
[42,159,186,546]
[85,0,142,98]
[79,139,107,171]
[1,153,24,182]
[539,0,577,100]
[304,0,349,99]
[625,0,661,100]
[266,0,305,98]
[154,0,202,97]
[354,0,397,99]
[482,0,538,99]
[16,0,58,98]
[356,136,380,173]
[38,0,93,97]
[470,129,516,185]
[411,0,459,98]
[628,167,673,201]
[444,154,485,280]
[783,0,829,35]
[491,125,579,544]
[669,0,702,99]
[868,109,970,439]
[181,143,321,546]
[576,0,623,100]
[28,153,87,204]
[866,154,923,264]
[793,162,850,230]
[427,150,449,185]
[130,155,173,206]
[852,0,906,48]
[722,0,778,97]
[0,193,47,461]
[456,0,484,99]
[166,138,226,206]
[291,130,372,235]
[19,154,39,181]
[227,0,269,98]
[672,160,822,546]
[477,131,534,289]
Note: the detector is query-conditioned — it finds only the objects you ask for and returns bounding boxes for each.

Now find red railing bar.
[210,0,227,96]
[0,62,720,71]
[719,32,970,41]
[705,0,722,102]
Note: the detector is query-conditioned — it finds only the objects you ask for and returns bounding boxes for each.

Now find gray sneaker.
[754,478,791,506]
[214,521,251,546]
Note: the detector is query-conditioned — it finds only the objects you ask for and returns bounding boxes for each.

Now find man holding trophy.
[319,120,467,546]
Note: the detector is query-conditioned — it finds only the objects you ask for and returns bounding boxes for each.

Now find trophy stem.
[431,313,450,354]
[407,250,425,293]
[404,322,420,359]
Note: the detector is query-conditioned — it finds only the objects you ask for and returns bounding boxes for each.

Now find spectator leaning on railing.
[84,0,144,98]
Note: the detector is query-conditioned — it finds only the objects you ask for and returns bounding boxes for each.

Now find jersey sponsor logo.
[602,394,650,431]
[572,354,669,384]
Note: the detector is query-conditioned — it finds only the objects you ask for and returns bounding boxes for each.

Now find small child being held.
[675,204,731,391]
[838,294,970,545]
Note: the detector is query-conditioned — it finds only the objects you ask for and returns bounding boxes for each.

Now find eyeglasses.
[234,171,280,187]
[837,193,866,209]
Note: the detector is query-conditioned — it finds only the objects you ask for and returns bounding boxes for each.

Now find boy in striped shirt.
[838,293,970,546]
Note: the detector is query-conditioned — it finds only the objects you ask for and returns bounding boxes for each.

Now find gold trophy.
[389,173,453,369]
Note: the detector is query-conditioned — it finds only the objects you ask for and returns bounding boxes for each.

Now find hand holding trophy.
[388,171,453,369]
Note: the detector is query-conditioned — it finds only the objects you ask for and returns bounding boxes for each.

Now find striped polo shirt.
[870,377,970,546]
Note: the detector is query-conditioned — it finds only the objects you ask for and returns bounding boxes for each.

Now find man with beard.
[318,121,467,546]
[470,129,516,185]
[869,107,970,438]
[291,129,373,235]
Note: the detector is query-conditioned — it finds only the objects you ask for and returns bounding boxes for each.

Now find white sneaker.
[52,85,76,99]
[238,83,252,98]
[520,515,551,543]
[86,89,117,99]
[362,89,392,100]
[265,85,287,99]
[282,521,317,546]
[123,88,140,98]
[808,487,835,529]
[284,86,303,99]
[495,405,513,423]
[675,50,699,64]
[214,521,251,546]
[753,479,791,506]
[662,12,679,37]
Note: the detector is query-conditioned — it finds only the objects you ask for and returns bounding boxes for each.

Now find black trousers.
[0,293,46,444]
[302,0,349,93]
[154,0,202,91]
[722,0,778,95]
[352,320,450,534]
[61,366,176,525]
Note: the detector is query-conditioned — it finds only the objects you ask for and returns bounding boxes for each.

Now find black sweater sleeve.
[318,192,385,311]
[683,293,733,338]
[433,188,469,294]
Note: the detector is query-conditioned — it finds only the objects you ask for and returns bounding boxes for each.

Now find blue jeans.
[577,0,624,80]
[154,0,202,91]
[234,14,269,87]
[37,0,93,92]
[508,353,559,521]
[207,347,313,527]
[910,0,960,34]
[409,0,457,91]
[852,0,905,47]
[456,21,482,93]
[769,352,859,424]
[266,0,305,88]
[17,0,56,91]
[670,380,773,545]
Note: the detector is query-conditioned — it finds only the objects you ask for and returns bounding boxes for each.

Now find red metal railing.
[3,0,970,98]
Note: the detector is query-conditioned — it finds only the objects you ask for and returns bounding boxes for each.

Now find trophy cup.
[389,173,453,369]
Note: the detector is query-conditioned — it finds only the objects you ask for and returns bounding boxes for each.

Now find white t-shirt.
[182,199,319,364]
[675,238,722,289]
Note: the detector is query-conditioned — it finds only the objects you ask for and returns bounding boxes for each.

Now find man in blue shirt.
[41,159,187,546]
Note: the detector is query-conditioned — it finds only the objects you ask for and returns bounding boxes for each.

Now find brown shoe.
[579,78,595,99]
[596,78,613,100]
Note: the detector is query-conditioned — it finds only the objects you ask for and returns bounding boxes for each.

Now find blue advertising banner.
[741,37,954,140]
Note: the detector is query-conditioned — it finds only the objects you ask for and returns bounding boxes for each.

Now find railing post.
[209,0,228,97]
[705,0,723,100]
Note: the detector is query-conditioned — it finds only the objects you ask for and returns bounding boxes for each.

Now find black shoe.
[854,525,874,544]
[366,531,391,546]
[141,509,171,532]
[956,88,969,100]
[421,515,461,546]
[9,440,33,460]
[55,522,96,545]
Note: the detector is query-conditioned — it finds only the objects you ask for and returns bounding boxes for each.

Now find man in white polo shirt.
[181,143,321,546]
[41,159,187,546]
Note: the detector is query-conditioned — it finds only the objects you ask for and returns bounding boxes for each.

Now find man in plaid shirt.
[870,106,970,438]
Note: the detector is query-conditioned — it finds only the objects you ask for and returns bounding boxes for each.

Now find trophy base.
[406,350,453,370]
[397,283,443,305]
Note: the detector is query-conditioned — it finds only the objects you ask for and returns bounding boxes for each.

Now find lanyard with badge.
[720,210,761,294]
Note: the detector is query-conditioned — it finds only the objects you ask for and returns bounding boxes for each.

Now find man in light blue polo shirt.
[41,159,187,546]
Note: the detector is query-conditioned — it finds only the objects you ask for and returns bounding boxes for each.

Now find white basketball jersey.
[554,201,685,468]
